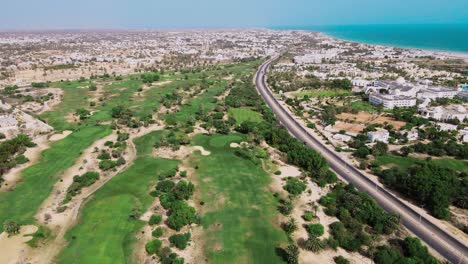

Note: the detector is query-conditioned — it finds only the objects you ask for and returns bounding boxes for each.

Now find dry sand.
[48,130,72,141]
[0,225,38,264]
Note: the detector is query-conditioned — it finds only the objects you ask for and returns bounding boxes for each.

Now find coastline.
[317,31,468,61]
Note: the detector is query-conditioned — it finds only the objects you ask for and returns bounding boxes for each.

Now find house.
[367,129,390,143]
[457,91,468,101]
[419,105,468,122]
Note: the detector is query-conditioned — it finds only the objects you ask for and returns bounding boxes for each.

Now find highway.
[254,56,468,264]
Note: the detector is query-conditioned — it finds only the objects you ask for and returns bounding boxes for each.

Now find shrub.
[167,201,197,231]
[152,227,164,237]
[283,177,307,196]
[157,180,175,193]
[145,239,162,254]
[149,214,162,225]
[334,256,350,264]
[169,232,191,249]
[306,223,324,238]
[303,212,314,221]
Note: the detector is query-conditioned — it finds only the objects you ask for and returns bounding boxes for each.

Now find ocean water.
[276,24,468,54]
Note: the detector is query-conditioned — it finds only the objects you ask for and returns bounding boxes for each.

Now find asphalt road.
[255,57,468,264]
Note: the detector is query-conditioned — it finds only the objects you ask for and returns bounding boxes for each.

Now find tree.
[354,146,370,158]
[167,201,197,231]
[282,218,297,235]
[372,142,388,156]
[169,233,191,249]
[3,220,20,236]
[304,236,324,252]
[149,214,162,225]
[283,243,299,264]
[173,181,195,200]
[145,239,162,254]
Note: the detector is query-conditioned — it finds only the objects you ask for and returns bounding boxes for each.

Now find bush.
[303,212,314,221]
[306,223,324,238]
[152,227,164,237]
[334,256,350,264]
[157,180,175,193]
[167,201,197,231]
[173,181,195,200]
[169,232,191,249]
[149,214,162,225]
[283,177,307,196]
[145,239,162,254]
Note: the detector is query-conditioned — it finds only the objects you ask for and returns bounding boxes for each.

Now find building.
[352,78,370,87]
[419,105,468,122]
[457,91,468,101]
[417,86,459,100]
[367,129,390,143]
[369,93,417,109]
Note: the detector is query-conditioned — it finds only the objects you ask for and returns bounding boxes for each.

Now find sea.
[275,24,468,54]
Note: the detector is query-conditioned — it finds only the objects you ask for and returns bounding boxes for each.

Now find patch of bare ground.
[48,130,72,142]
[0,135,50,192]
[153,145,210,160]
[0,225,38,264]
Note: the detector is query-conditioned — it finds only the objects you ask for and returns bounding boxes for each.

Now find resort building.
[417,86,459,100]
[369,93,417,109]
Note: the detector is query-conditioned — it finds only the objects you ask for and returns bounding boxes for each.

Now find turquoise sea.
[275,24,468,54]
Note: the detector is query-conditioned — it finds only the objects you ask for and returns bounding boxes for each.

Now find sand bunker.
[49,130,72,141]
[192,146,210,156]
[278,165,301,177]
[0,225,37,264]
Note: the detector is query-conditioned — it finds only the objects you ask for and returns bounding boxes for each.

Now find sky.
[1,0,467,30]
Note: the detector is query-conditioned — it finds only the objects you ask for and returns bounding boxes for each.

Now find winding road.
[255,56,468,264]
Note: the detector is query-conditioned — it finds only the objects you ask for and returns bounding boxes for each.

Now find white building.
[352,78,370,87]
[417,86,459,100]
[419,105,468,122]
[367,129,390,143]
[369,93,417,109]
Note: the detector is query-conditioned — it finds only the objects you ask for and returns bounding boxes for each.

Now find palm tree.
[304,236,324,252]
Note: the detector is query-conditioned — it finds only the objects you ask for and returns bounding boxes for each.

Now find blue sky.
[1,0,467,29]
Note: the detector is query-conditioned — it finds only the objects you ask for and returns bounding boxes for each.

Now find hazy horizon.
[2,0,467,30]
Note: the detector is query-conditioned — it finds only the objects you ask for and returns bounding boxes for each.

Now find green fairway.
[374,154,468,172]
[0,125,111,231]
[228,107,263,124]
[294,89,352,99]
[58,131,179,264]
[191,134,287,264]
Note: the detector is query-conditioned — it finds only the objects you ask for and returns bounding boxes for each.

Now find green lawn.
[0,125,112,231]
[294,89,352,99]
[374,154,468,172]
[349,100,380,113]
[58,131,179,264]
[191,134,287,264]
[228,107,263,124]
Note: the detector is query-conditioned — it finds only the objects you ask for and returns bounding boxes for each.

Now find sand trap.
[278,165,301,177]
[230,143,240,148]
[49,130,73,141]
[192,146,210,156]
[0,225,37,264]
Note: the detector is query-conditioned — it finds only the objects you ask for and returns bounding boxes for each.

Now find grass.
[349,100,380,113]
[228,107,263,124]
[58,131,179,264]
[0,125,112,231]
[191,134,288,264]
[373,154,468,172]
[294,89,352,99]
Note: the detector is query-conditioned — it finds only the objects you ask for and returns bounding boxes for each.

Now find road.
[255,56,468,264]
